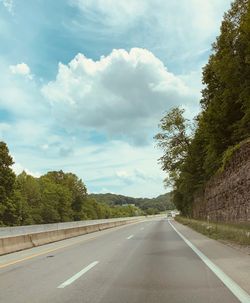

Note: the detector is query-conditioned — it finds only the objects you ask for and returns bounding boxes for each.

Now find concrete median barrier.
[0,234,34,255]
[0,216,146,256]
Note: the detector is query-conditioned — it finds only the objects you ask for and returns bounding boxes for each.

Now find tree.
[0,142,16,225]
[201,0,250,176]
[0,144,146,225]
[15,172,42,224]
[43,171,87,220]
[82,198,98,220]
[2,190,31,226]
[0,142,15,203]
[156,0,250,216]
[39,176,73,223]
[154,107,191,186]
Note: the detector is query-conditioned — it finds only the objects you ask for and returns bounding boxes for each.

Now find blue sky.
[0,0,231,197]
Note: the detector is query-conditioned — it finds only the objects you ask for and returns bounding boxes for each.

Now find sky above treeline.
[0,0,231,198]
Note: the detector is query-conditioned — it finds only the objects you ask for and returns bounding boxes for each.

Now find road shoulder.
[171,219,250,295]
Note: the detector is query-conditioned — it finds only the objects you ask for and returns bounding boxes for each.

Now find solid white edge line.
[57,261,99,289]
[127,235,134,240]
[168,220,250,303]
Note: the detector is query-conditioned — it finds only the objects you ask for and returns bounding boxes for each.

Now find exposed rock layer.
[192,141,250,222]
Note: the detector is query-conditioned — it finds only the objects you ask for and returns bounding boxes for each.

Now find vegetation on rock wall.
[155,0,250,215]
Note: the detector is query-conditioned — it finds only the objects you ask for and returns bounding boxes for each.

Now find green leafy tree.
[0,142,16,225]
[81,198,99,219]
[201,0,250,176]
[154,107,191,186]
[15,172,42,224]
[0,142,15,203]
[43,171,87,220]
[39,177,73,223]
[156,0,250,215]
[145,208,158,215]
[0,144,146,225]
[2,190,32,226]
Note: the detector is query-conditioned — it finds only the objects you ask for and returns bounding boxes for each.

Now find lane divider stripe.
[58,261,99,288]
[126,235,134,240]
[168,220,250,303]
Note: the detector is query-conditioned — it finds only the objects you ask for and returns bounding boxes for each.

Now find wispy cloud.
[70,0,231,73]
[2,0,13,13]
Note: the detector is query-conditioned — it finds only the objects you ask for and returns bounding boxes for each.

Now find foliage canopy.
[156,0,250,215]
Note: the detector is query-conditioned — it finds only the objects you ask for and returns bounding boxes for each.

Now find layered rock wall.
[192,141,250,222]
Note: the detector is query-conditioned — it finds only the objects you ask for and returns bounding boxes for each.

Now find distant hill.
[89,192,175,214]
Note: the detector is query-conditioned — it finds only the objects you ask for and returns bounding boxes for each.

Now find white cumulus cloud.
[9,63,31,78]
[12,162,41,178]
[42,48,196,145]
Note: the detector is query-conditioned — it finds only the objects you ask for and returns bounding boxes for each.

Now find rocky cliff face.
[192,141,250,222]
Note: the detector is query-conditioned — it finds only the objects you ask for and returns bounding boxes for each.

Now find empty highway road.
[0,218,249,303]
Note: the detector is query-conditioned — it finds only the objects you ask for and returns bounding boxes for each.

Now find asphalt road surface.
[0,218,245,303]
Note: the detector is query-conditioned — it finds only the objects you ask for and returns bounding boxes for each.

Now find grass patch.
[175,216,250,246]
[218,138,250,173]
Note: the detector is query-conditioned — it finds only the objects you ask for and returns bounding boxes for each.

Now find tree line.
[0,142,142,226]
[155,0,250,215]
[90,192,175,215]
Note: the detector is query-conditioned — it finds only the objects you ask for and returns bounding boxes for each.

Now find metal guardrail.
[0,216,145,238]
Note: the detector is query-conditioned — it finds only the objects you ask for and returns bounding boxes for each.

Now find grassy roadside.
[175,216,250,246]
